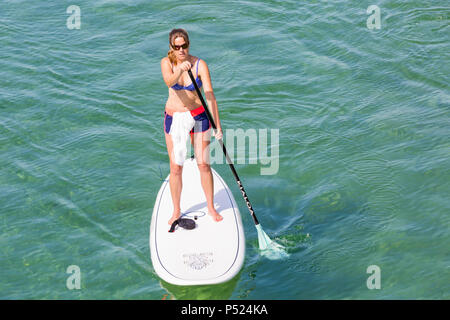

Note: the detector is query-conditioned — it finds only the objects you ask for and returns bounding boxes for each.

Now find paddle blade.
[256,224,289,260]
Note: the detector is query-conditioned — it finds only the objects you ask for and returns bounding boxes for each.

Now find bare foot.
[168,210,181,225]
[208,207,223,222]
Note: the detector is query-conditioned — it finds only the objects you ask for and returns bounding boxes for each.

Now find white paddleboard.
[150,158,245,286]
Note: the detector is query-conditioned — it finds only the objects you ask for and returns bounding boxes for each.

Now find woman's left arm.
[199,59,222,139]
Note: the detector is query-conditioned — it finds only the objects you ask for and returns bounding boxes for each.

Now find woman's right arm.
[161,58,191,88]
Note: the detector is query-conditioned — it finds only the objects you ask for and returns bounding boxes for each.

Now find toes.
[208,209,223,222]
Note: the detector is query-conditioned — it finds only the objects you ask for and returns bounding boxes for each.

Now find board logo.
[183,252,214,270]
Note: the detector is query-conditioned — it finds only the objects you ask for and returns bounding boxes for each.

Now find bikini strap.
[196,58,201,77]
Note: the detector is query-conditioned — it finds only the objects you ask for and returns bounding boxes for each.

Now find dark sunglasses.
[171,42,189,51]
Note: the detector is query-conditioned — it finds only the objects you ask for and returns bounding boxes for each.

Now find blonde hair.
[167,28,190,66]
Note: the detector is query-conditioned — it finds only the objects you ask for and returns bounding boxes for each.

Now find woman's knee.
[197,163,211,173]
[170,163,183,175]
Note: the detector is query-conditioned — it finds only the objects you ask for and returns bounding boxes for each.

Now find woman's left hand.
[214,128,223,140]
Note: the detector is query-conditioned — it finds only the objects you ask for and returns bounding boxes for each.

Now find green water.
[1,0,449,299]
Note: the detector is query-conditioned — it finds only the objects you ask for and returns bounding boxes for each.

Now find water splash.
[256,224,290,260]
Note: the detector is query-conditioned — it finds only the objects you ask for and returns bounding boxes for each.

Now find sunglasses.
[171,42,189,51]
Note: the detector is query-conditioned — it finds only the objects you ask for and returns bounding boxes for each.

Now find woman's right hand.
[178,61,192,72]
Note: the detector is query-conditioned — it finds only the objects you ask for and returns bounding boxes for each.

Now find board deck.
[150,158,245,286]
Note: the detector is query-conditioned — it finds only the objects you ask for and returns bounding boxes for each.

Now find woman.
[160,28,223,225]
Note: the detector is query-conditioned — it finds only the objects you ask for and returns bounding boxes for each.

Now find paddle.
[187,69,288,258]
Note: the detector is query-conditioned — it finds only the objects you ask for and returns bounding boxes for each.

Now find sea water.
[1,0,448,299]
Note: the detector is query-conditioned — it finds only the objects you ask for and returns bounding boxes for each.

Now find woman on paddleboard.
[161,28,223,225]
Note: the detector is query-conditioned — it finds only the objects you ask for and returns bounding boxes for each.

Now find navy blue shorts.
[164,106,211,135]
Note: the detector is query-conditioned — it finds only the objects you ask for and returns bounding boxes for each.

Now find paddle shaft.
[187,69,260,226]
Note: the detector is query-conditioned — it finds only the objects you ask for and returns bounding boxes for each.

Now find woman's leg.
[165,132,183,225]
[192,129,223,222]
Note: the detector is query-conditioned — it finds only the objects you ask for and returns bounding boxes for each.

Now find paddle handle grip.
[187,69,260,226]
